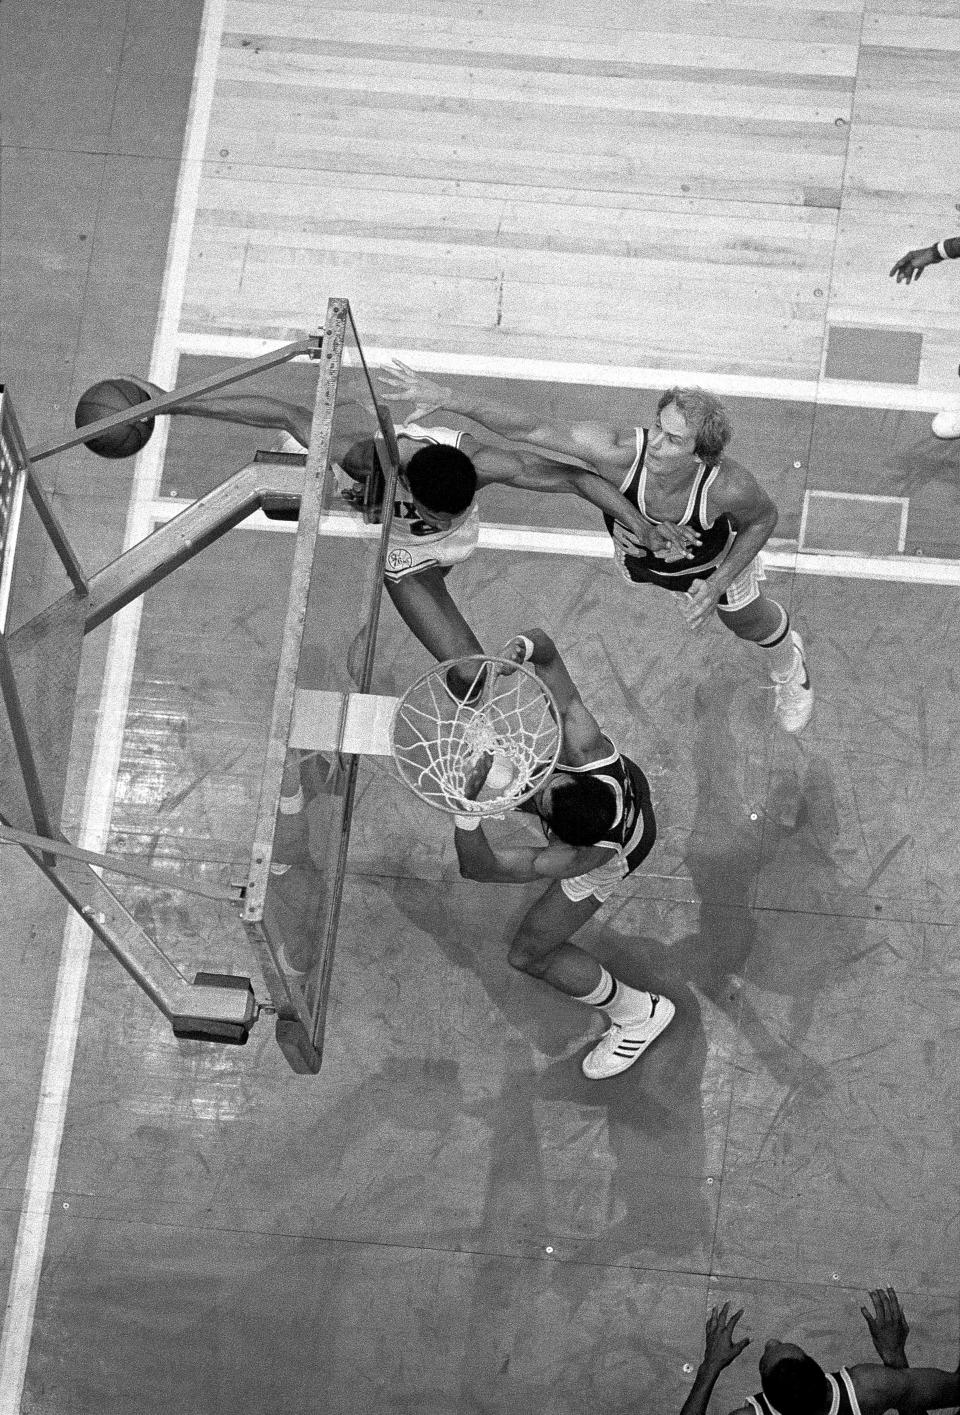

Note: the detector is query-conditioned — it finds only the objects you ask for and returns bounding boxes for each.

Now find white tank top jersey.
[383,421,481,581]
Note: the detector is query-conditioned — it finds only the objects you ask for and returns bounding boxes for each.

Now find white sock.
[575,966,615,1007]
[604,979,654,1025]
[766,636,798,680]
[574,970,653,1024]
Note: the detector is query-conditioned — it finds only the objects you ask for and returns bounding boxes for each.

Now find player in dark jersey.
[453,628,675,1080]
[380,365,813,733]
[678,1290,960,1415]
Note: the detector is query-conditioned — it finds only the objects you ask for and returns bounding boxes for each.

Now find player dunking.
[453,629,675,1080]
[125,379,694,700]
[381,366,813,733]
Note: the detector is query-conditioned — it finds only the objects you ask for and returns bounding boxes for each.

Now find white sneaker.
[581,994,676,1079]
[772,630,813,734]
[932,409,960,439]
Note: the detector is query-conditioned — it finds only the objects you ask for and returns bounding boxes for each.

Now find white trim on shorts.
[714,554,764,612]
[560,847,630,903]
[679,553,765,614]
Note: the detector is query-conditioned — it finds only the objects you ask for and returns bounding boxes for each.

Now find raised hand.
[890,247,940,284]
[492,636,529,678]
[701,1303,750,1375]
[378,359,452,421]
[861,1287,910,1367]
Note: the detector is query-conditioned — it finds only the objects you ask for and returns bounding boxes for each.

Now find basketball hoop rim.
[389,654,563,817]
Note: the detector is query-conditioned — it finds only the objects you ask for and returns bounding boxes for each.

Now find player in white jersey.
[678,1291,960,1415]
[453,629,675,1080]
[127,378,693,700]
[380,365,813,733]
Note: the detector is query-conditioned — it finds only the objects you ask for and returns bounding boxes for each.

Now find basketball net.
[390,655,561,816]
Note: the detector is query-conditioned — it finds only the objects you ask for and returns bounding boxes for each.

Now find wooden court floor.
[3,2,960,1413]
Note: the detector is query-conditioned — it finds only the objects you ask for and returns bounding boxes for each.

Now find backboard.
[242,300,400,1073]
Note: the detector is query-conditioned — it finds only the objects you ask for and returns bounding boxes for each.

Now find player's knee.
[508,932,552,977]
[718,595,778,643]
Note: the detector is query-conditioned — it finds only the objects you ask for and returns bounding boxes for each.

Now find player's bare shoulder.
[706,453,775,520]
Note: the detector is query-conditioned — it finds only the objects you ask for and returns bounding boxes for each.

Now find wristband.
[936,240,953,261]
[516,635,535,663]
[454,814,482,830]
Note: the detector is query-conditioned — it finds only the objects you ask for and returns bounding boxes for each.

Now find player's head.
[655,387,732,463]
[537,773,617,846]
[404,443,477,524]
[759,1341,831,1415]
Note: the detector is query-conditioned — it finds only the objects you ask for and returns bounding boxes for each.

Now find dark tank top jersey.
[745,1368,862,1415]
[602,427,736,588]
[555,738,656,874]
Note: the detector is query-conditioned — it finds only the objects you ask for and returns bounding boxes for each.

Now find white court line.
[798,489,912,556]
[149,497,960,587]
[0,0,228,1407]
[175,331,960,413]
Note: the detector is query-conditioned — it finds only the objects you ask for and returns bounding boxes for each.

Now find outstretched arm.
[678,1305,751,1415]
[382,362,701,557]
[850,1362,960,1415]
[380,360,630,469]
[471,443,696,559]
[127,377,313,445]
[861,1288,913,1415]
[862,1288,910,1370]
[890,236,960,284]
[501,629,607,764]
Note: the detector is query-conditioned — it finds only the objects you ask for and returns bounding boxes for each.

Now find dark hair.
[544,776,616,846]
[656,386,732,463]
[405,444,477,515]
[762,1354,831,1415]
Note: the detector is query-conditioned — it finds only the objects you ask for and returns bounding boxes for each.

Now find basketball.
[74,378,155,458]
[486,752,515,793]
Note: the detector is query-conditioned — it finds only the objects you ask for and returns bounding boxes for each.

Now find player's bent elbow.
[754,498,778,536]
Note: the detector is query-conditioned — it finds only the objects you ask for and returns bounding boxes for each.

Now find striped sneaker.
[581,994,676,1080]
